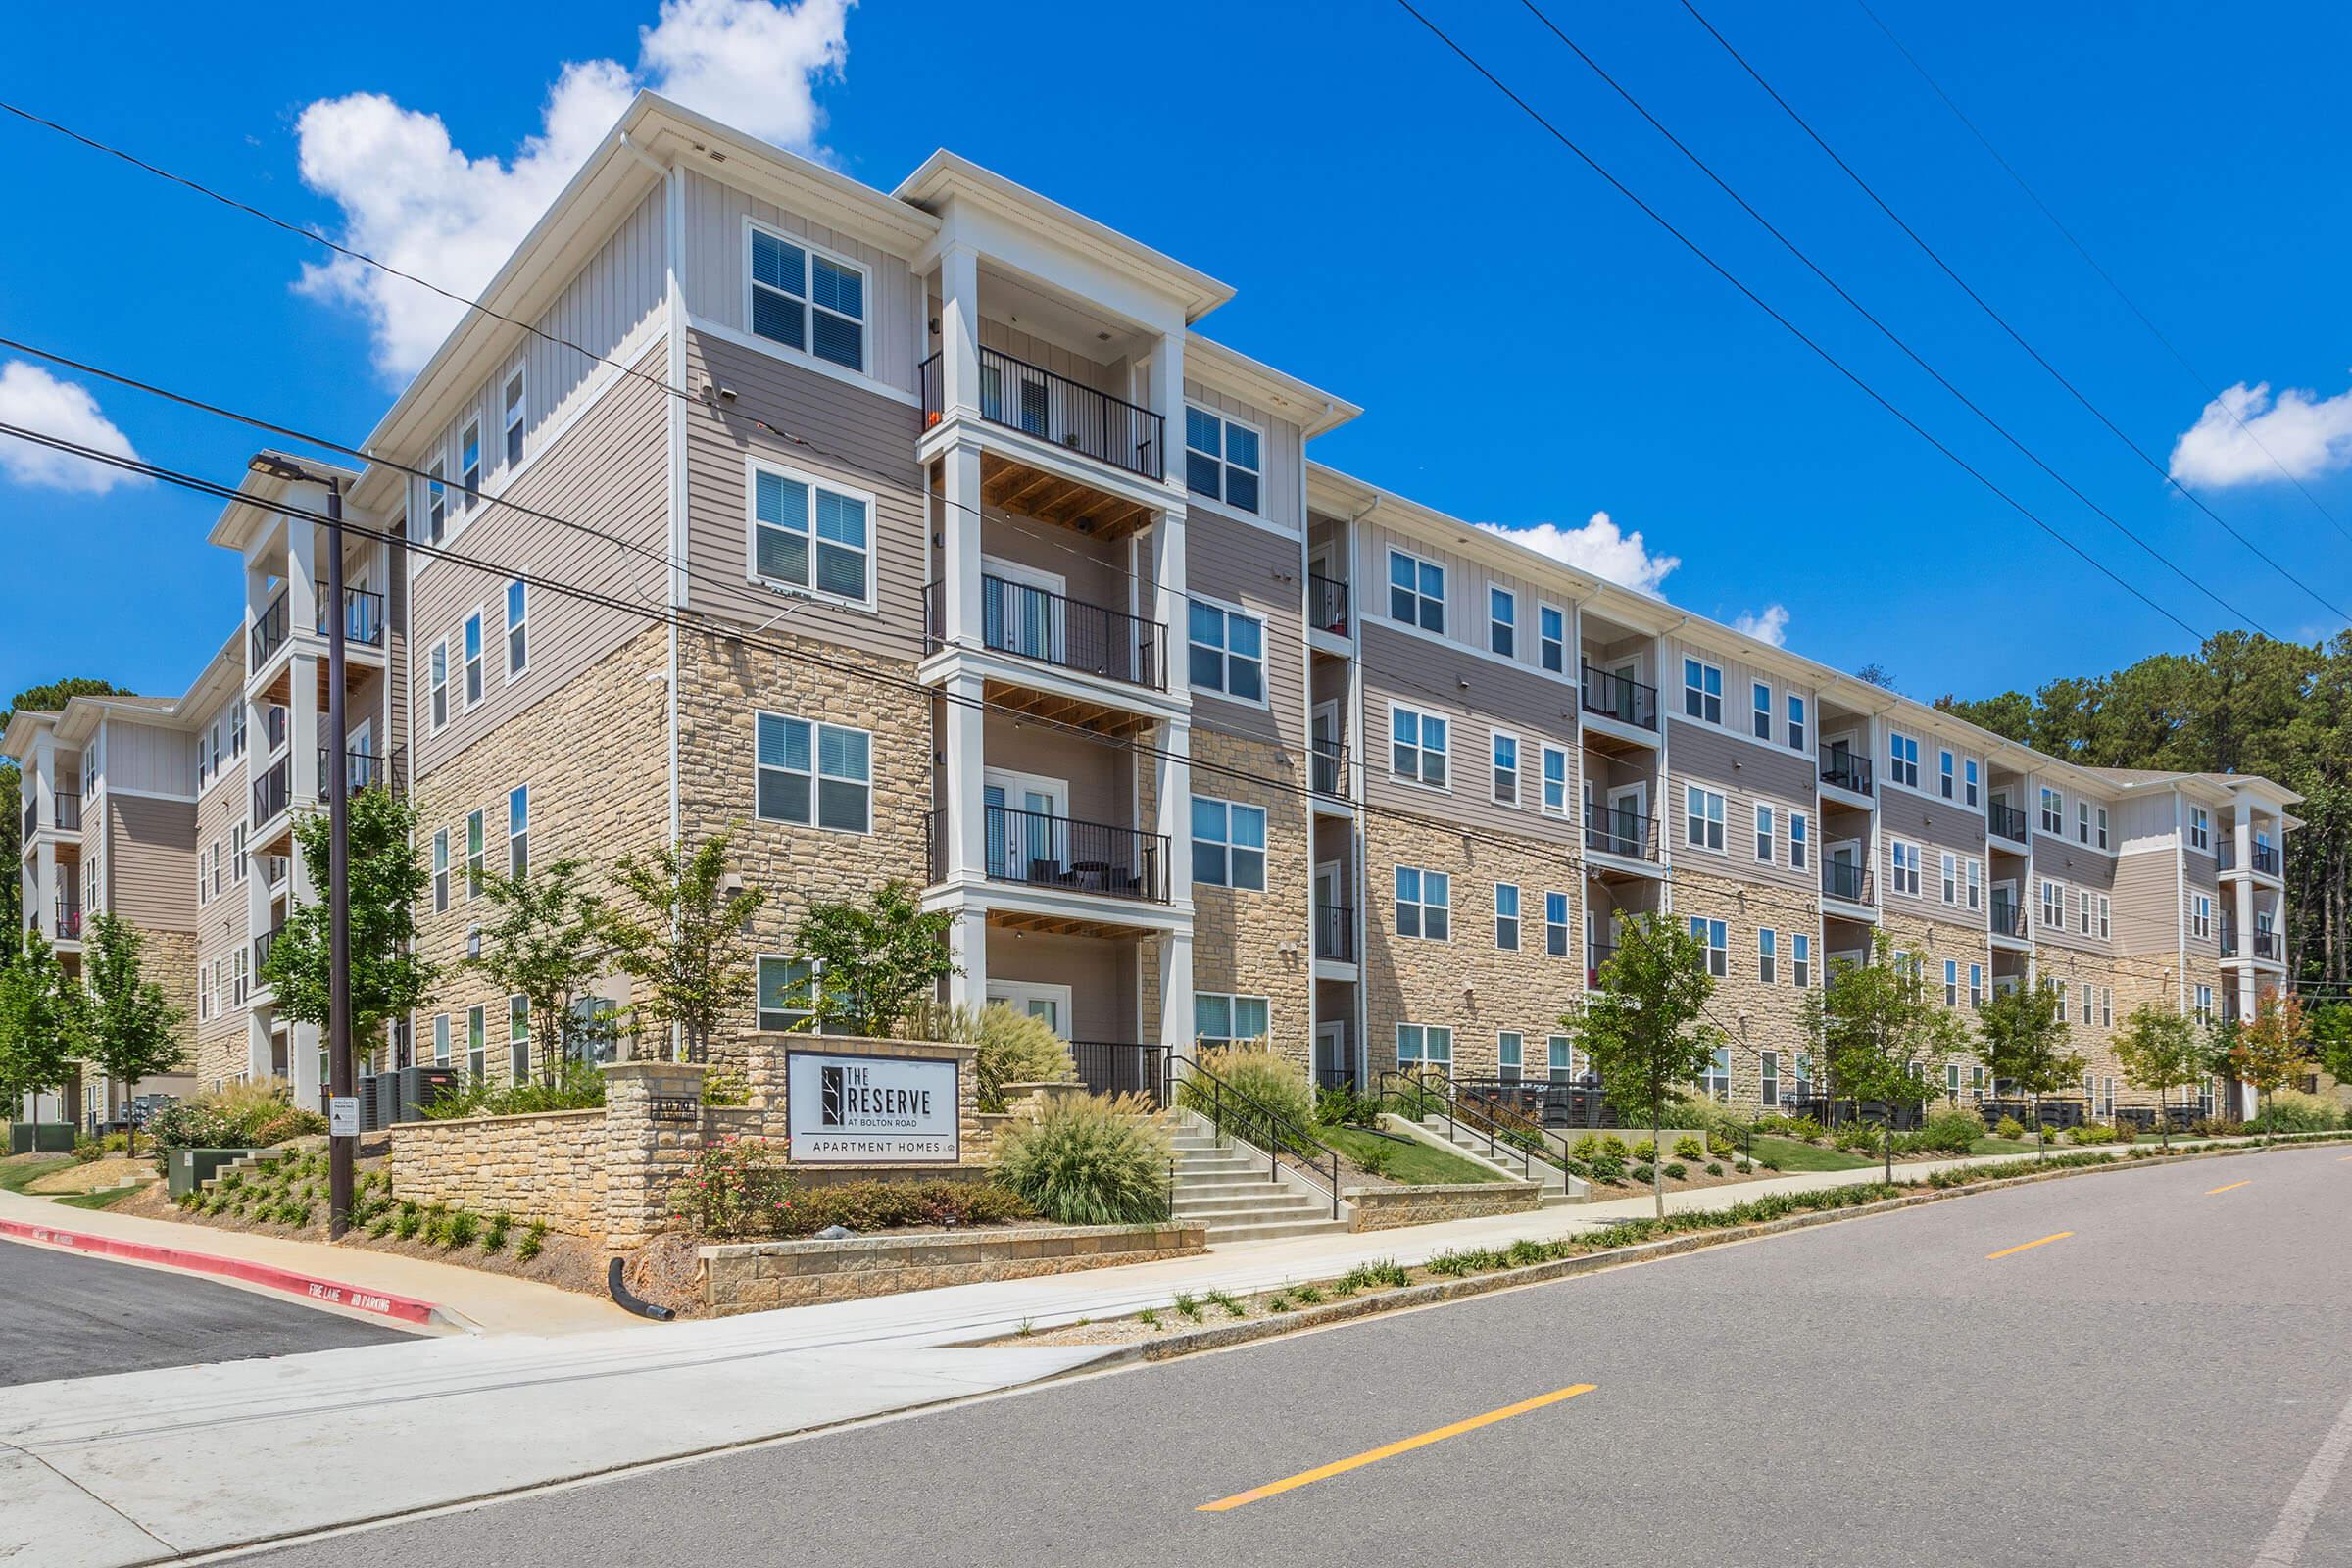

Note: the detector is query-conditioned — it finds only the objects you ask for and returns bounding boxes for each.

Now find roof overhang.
[207,452,365,554]
[1,709,59,763]
[1188,333,1359,439]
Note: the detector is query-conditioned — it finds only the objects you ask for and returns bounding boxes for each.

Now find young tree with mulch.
[468,857,607,1085]
[602,831,764,1062]
[1559,911,1724,1219]
[1972,979,2083,1159]
[2111,1004,2210,1151]
[70,913,185,1152]
[1801,932,1970,1183]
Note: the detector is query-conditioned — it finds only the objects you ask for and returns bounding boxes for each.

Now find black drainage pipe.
[609,1256,675,1321]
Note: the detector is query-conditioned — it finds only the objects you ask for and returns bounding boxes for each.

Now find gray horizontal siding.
[1359,620,1579,845]
[1665,717,1810,893]
[1186,511,1306,755]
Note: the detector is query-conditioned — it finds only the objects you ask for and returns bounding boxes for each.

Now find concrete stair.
[1417,1115,1582,1204]
[1170,1120,1349,1243]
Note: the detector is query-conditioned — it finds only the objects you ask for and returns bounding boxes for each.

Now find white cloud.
[1733,603,1789,647]
[295,0,853,380]
[1476,512,1680,598]
[2168,379,2352,488]
[0,362,146,494]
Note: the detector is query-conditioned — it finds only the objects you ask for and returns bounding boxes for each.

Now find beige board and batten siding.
[682,329,927,665]
[1184,379,1302,533]
[1358,620,1580,844]
[102,722,199,799]
[684,171,926,400]
[1183,510,1310,756]
[1662,716,1815,894]
[2112,849,2185,958]
[409,345,671,778]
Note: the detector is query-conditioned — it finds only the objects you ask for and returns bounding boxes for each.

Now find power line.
[1391,0,2212,646]
[1511,0,2289,637]
[1846,0,2352,547]
[1672,0,2348,623]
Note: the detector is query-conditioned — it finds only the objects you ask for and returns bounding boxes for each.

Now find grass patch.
[51,1185,143,1211]
[1968,1137,2042,1156]
[1321,1123,1507,1185]
[0,1155,74,1195]
[1749,1135,1874,1172]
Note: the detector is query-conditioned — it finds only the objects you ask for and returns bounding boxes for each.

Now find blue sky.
[4,0,2350,711]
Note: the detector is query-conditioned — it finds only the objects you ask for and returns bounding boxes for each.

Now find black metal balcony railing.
[251,754,291,827]
[925,577,1166,691]
[1586,941,1617,989]
[1314,902,1355,963]
[1989,895,2028,939]
[251,588,290,666]
[1585,807,1659,862]
[316,586,387,647]
[1310,738,1347,799]
[1580,663,1658,731]
[2221,930,2236,958]
[1308,572,1349,636]
[53,792,81,833]
[2224,840,2284,876]
[918,346,1165,482]
[53,900,81,942]
[2255,930,2278,958]
[926,806,1170,904]
[253,924,282,977]
[1986,801,2028,842]
[20,798,32,841]
[1823,859,1873,904]
[1068,1042,1172,1107]
[1821,749,1874,796]
[318,747,404,798]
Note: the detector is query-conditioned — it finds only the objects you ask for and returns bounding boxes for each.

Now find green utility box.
[167,1147,250,1199]
[8,1122,75,1154]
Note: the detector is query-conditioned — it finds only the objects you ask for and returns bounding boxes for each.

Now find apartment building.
[19,90,2293,1125]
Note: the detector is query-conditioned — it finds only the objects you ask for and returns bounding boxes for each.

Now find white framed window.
[2080,985,2093,1026]
[1188,599,1265,702]
[230,703,245,758]
[1889,840,1922,897]
[1538,604,1566,674]
[466,808,485,899]
[507,785,529,878]
[1759,926,1777,983]
[1489,587,1517,659]
[1751,681,1772,741]
[428,638,450,733]
[1964,759,1980,807]
[1700,1045,1731,1101]
[1888,731,1920,789]
[2194,983,2213,1022]
[756,711,872,833]
[1793,933,1811,988]
[2189,808,2211,852]
[1395,865,1450,941]
[2078,890,2092,935]
[467,1004,487,1080]
[2100,987,2113,1027]
[2096,807,2110,850]
[1944,958,1960,1007]
[505,580,527,681]
[1183,405,1261,514]
[1682,657,1723,723]
[1685,786,1726,852]
[1490,730,1520,807]
[2192,893,2212,939]
[1544,891,1569,956]
[2098,895,2111,939]
[425,459,446,544]
[2040,786,2064,835]
[460,419,481,507]
[749,222,866,371]
[2042,878,2064,930]
[1940,851,1958,905]
[432,1013,451,1067]
[502,366,525,467]
[1754,803,1774,863]
[1497,1031,1524,1083]
[1938,749,1956,800]
[1540,745,1569,817]
[1494,883,1520,951]
[1547,1034,1576,1083]
[1966,858,1984,911]
[1199,994,1272,1047]
[1192,797,1266,891]
[748,461,875,609]
[757,955,815,1031]
[1396,1023,1453,1070]
[432,828,450,913]
[1760,1049,1781,1106]
[231,824,247,884]
[1389,705,1448,789]
[1690,915,1728,978]
[1387,548,1445,633]
[463,612,484,707]
[1787,694,1807,752]
[2078,800,2092,844]
[1789,811,1809,870]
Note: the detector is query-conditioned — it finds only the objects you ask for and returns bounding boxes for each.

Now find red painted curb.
[0,1217,445,1328]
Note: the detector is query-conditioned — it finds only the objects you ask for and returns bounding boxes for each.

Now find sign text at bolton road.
[784,1052,959,1163]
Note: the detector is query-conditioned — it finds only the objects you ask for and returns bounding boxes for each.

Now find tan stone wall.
[1344,1180,1542,1232]
[386,1108,608,1236]
[412,622,670,1085]
[699,1222,1204,1314]
[1673,865,1821,1110]
[135,929,208,1083]
[1878,908,1996,1105]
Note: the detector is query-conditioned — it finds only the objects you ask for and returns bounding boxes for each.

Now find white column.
[1158,930,1196,1059]
[1147,329,1186,461]
[943,668,988,882]
[941,438,986,653]
[938,245,981,419]
[246,1010,272,1085]
[2231,797,2258,1021]
[285,513,319,640]
[946,907,988,1010]
[289,655,321,806]
[290,1017,322,1106]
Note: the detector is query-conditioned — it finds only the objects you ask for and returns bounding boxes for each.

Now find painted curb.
[0,1217,460,1331]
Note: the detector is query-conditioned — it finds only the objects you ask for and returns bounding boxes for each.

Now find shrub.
[1571,1134,1601,1159]
[990,1092,1172,1226]
[1179,1045,1313,1133]
[1630,1162,1656,1184]
[914,1003,1076,1113]
[1904,1111,1984,1156]
[482,1213,512,1253]
[393,1201,422,1241]
[670,1136,794,1238]
[1599,1134,1631,1160]
[1354,1141,1396,1178]
[71,1136,105,1164]
[2066,1121,2121,1146]
[1662,1162,1688,1180]
[1705,1161,1724,1177]
[786,1180,1028,1236]
[1586,1154,1627,1185]
[1672,1135,1706,1163]
[1630,1138,1657,1163]
[2247,1090,2342,1134]
[444,1210,480,1250]
[1677,1098,1754,1150]
[1315,1084,1383,1129]
[1832,1121,1885,1154]
[148,1081,326,1163]
[1994,1115,2028,1141]
[517,1220,547,1261]
[421,1061,605,1120]
[701,1069,753,1108]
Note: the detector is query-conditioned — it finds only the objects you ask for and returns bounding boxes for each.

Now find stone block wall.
[1674,864,1821,1111]
[699,1222,1204,1314]
[1344,1180,1543,1233]
[386,1108,608,1236]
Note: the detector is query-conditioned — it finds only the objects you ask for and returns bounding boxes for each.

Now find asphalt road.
[234,1145,2352,1567]
[0,1241,409,1387]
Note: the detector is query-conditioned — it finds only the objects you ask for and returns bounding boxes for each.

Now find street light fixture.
[248,452,355,1240]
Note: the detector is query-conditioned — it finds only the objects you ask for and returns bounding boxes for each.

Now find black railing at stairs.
[1179,1055,1341,1220]
[1380,1068,1556,1184]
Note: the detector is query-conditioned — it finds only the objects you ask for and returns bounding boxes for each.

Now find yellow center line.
[1197,1384,1596,1512]
[2207,1179,2252,1195]
[1985,1231,2074,1260]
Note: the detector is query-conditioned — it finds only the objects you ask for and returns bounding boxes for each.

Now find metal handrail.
[1314,902,1355,962]
[1823,859,1872,904]
[52,792,81,832]
[1448,1076,1574,1172]
[1584,807,1658,861]
[1586,941,1617,988]
[1068,1041,1172,1107]
[318,746,404,798]
[316,586,387,648]
[1308,572,1349,635]
[53,899,81,941]
[1310,738,1348,799]
[1989,894,2028,938]
[1180,1055,1341,1219]
[1580,663,1658,730]
[1821,748,1874,794]
[923,576,1166,690]
[251,588,289,666]
[925,806,1171,903]
[1377,1068,1542,1183]
[1986,801,2028,841]
[918,346,1166,481]
[251,754,291,827]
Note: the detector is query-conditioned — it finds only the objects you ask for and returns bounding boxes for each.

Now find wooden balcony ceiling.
[983,678,1156,739]
[983,453,1155,540]
[255,655,372,710]
[987,906,1150,942]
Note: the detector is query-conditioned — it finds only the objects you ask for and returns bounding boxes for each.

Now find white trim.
[756,710,876,836]
[1184,588,1271,710]
[502,577,530,685]
[742,215,879,385]
[1180,401,1265,517]
[986,978,1075,1037]
[1489,727,1522,808]
[1385,700,1452,794]
[460,606,487,710]
[688,313,921,408]
[1186,490,1300,541]
[743,457,882,614]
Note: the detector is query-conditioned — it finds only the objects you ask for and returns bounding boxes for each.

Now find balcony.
[2217,841,2282,876]
[1989,895,2027,939]
[53,792,80,833]
[318,747,404,799]
[926,576,1165,691]
[53,900,81,942]
[251,588,290,666]
[1585,808,1659,863]
[2223,930,2279,960]
[253,924,281,975]
[920,345,1165,484]
[1581,664,1658,731]
[1308,573,1349,637]
[1820,748,1874,797]
[251,755,291,827]
[1986,801,2027,844]
[1310,738,1347,800]
[1823,860,1874,906]
[1586,941,1616,988]
[316,586,387,648]
[19,798,29,841]
[1314,902,1355,963]
[927,806,1170,905]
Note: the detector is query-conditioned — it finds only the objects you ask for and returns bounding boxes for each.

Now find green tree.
[1972,980,2084,1157]
[2312,1002,2352,1100]
[259,786,437,1081]
[1799,933,1970,1182]
[2110,1003,2209,1151]
[791,881,959,1040]
[467,858,607,1085]
[0,678,124,933]
[602,832,765,1062]
[0,931,79,1123]
[1558,911,1725,1218]
[68,913,186,1152]
[2228,991,2310,1111]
